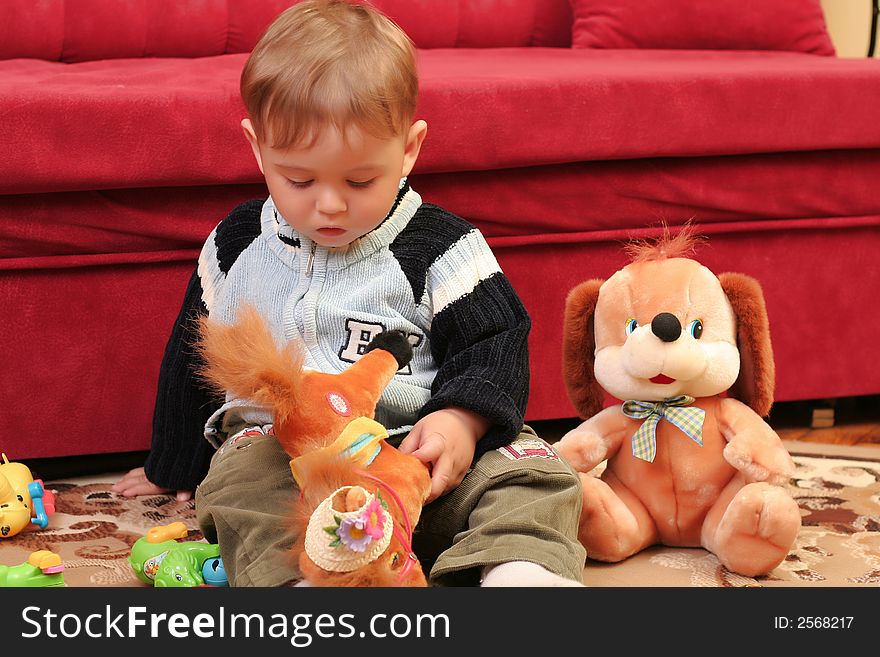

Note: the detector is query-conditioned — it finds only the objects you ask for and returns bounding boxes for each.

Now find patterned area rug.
[1,441,878,587]
[0,479,201,587]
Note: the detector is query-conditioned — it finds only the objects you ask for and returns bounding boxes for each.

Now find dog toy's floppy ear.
[718,273,775,417]
[562,279,606,419]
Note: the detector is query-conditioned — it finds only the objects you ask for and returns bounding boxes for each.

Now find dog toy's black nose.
[651,313,681,343]
[364,330,413,368]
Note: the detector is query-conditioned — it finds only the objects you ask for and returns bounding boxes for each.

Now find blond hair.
[241,0,418,148]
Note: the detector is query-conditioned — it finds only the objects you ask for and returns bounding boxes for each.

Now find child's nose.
[315,187,347,215]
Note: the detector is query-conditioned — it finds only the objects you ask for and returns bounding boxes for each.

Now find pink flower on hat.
[361,498,386,540]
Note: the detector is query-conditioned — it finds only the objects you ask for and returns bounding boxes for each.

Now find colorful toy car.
[130,521,228,587]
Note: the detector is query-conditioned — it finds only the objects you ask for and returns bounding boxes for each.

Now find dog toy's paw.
[711,482,801,576]
[723,441,793,485]
[556,430,608,472]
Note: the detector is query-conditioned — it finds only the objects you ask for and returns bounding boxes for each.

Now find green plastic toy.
[0,550,65,587]
[129,522,228,587]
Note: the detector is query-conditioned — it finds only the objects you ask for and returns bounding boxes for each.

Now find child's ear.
[241,118,265,175]
[401,120,427,178]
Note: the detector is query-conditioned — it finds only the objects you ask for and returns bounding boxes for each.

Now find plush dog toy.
[198,306,431,586]
[555,228,801,577]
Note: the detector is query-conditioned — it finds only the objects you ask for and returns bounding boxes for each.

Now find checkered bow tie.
[621,395,706,463]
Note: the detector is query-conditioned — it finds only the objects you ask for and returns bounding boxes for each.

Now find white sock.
[480,561,585,587]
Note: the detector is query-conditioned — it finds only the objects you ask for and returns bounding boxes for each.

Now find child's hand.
[111,467,193,502]
[398,407,489,502]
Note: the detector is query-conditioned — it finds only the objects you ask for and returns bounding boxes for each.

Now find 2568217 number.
[774,617,854,629]
[797,617,853,629]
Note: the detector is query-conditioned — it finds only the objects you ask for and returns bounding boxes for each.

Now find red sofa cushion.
[570,0,835,55]
[0,0,572,61]
[4,49,880,196]
[4,150,880,262]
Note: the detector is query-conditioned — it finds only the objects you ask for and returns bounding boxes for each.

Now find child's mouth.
[649,374,676,384]
[317,227,346,237]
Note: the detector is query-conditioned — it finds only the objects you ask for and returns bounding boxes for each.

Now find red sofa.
[3,0,879,460]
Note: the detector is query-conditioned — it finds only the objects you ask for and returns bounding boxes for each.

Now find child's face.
[243,120,426,248]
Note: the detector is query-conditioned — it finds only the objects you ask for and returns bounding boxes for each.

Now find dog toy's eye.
[688,319,703,339]
[625,318,639,336]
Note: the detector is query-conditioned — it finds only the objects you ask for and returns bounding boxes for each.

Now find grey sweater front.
[145,181,531,490]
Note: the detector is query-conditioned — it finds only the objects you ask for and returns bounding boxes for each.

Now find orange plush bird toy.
[198,305,431,586]
[555,227,801,577]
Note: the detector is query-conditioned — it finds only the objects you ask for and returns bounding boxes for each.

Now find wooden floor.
[768,395,880,446]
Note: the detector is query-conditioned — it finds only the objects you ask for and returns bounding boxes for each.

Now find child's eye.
[347,178,375,188]
[286,179,313,188]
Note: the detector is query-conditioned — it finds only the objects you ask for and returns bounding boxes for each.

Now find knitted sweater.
[145,181,531,490]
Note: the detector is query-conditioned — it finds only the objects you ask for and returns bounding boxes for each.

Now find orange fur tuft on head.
[624,221,705,263]
[196,305,305,425]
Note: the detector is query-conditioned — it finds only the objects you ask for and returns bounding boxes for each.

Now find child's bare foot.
[111,467,192,501]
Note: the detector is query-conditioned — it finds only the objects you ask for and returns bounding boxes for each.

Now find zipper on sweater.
[305,242,317,277]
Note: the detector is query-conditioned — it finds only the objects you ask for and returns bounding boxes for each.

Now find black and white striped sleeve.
[143,268,216,490]
[144,200,264,490]
[391,204,531,456]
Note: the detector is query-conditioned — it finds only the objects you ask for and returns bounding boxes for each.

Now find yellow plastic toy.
[0,453,55,538]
